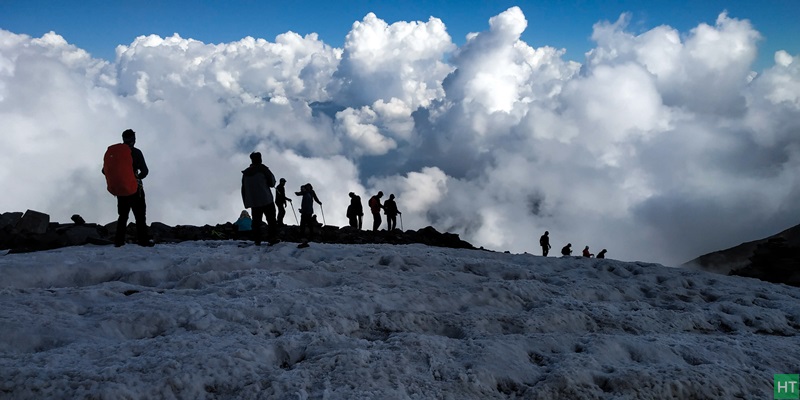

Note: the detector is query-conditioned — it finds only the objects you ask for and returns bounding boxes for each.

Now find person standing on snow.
[347,192,364,230]
[295,183,322,240]
[368,191,384,231]
[383,194,402,231]
[103,129,153,247]
[275,178,292,227]
[241,152,278,245]
[539,231,551,256]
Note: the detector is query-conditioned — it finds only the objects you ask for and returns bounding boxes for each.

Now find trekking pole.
[290,202,299,225]
[400,214,403,231]
[320,204,327,226]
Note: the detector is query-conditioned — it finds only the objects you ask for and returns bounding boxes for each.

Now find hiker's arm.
[132,148,149,179]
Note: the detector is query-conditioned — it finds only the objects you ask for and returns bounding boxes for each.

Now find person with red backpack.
[368,191,383,231]
[103,129,152,247]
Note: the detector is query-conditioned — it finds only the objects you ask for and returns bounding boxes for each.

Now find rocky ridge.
[0,210,475,254]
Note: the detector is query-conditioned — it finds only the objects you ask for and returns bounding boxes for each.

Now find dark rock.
[149,222,175,242]
[15,210,50,234]
[7,230,61,253]
[104,221,118,235]
[3,214,478,254]
[71,214,86,225]
[57,225,104,247]
[0,212,23,230]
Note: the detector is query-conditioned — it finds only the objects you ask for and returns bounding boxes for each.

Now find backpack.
[103,143,138,196]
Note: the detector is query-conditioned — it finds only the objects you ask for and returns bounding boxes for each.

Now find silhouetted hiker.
[539,231,551,256]
[347,192,364,229]
[561,243,572,256]
[383,194,402,231]
[582,246,594,258]
[103,129,153,247]
[597,249,607,259]
[295,183,322,240]
[369,191,384,231]
[275,178,292,227]
[241,151,278,246]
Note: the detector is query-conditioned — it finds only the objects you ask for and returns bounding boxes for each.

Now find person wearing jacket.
[368,191,383,232]
[383,194,401,231]
[561,243,572,256]
[103,129,152,247]
[295,183,322,239]
[539,231,551,256]
[241,152,278,245]
[347,192,363,230]
[275,178,292,227]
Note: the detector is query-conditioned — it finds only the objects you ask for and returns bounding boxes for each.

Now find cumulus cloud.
[1,6,799,266]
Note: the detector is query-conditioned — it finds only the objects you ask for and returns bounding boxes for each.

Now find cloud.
[1,7,799,267]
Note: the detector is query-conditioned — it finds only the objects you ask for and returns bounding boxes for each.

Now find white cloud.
[1,8,799,267]
[334,106,397,156]
[329,13,455,108]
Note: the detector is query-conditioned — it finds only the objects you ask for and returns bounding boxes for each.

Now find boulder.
[15,210,50,234]
[0,212,23,230]
[57,224,107,247]
[149,222,175,242]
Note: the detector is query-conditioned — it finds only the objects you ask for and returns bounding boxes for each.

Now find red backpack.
[103,143,138,196]
[369,196,379,212]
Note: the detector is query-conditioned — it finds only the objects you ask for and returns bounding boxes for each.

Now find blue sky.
[1,0,797,71]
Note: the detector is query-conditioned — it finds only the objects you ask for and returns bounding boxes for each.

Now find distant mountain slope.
[682,223,800,274]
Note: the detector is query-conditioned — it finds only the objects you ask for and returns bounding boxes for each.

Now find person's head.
[349,192,355,198]
[122,129,136,145]
[306,183,313,190]
[240,210,250,218]
[567,243,571,247]
[279,178,286,184]
[249,152,262,164]
[584,246,589,250]
[389,194,395,200]
[377,191,383,197]
[544,231,549,236]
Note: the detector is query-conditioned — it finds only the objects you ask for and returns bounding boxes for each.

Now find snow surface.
[1,241,799,399]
